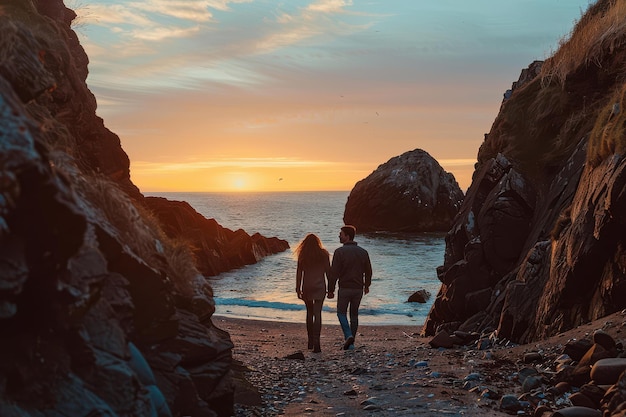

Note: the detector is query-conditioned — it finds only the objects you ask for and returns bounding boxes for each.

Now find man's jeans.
[336,288,363,339]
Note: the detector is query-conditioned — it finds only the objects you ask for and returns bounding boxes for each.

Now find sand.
[214,311,626,416]
[213,315,540,416]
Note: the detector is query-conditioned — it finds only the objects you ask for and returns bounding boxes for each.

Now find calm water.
[148,191,445,326]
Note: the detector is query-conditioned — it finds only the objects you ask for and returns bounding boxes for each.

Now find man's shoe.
[343,336,355,350]
[313,344,321,353]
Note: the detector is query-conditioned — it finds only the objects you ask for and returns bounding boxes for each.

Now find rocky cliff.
[0,1,286,415]
[424,0,626,344]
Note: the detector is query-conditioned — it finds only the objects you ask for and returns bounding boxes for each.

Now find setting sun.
[227,172,253,191]
[84,1,589,194]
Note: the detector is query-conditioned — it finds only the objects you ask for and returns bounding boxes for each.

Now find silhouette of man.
[327,225,372,350]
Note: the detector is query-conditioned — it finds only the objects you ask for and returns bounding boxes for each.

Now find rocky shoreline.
[217,310,626,416]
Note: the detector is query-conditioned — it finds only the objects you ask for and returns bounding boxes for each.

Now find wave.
[214,297,420,318]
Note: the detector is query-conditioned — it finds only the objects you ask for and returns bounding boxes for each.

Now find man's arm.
[363,252,372,294]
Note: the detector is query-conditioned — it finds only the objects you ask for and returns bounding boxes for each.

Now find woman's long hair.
[294,234,329,267]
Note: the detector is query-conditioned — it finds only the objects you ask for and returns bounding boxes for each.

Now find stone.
[408,289,431,303]
[564,339,595,362]
[568,392,596,409]
[551,406,601,417]
[500,394,522,411]
[286,351,306,360]
[592,330,616,351]
[571,344,613,387]
[428,330,455,349]
[524,352,543,363]
[521,376,543,393]
[590,358,626,385]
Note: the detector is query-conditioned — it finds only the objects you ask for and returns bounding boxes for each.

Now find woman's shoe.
[313,344,321,353]
[308,339,314,350]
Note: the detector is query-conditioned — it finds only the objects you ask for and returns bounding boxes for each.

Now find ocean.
[148,191,446,327]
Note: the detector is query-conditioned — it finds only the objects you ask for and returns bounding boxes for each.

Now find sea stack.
[343,149,464,232]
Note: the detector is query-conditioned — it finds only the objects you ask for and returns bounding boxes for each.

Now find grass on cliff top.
[540,0,626,168]
[541,0,626,87]
[588,84,626,167]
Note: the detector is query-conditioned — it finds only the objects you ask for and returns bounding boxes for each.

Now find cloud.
[133,158,333,172]
[254,0,369,53]
[128,0,214,22]
[205,0,254,12]
[79,4,152,26]
[131,25,202,41]
[306,0,353,14]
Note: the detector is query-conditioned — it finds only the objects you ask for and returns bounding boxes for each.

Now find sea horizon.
[148,191,446,326]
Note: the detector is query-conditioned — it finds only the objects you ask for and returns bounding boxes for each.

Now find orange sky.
[77,0,593,193]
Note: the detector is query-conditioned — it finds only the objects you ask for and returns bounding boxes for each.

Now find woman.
[294,233,331,353]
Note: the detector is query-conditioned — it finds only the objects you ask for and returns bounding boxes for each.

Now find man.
[327,225,372,350]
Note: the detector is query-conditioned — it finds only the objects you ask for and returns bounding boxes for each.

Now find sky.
[72,0,594,192]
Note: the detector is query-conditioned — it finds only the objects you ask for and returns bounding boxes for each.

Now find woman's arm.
[296,261,303,299]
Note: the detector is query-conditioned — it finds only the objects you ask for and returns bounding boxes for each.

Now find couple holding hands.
[294,225,372,353]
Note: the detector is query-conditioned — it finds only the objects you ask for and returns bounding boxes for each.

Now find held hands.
[327,291,334,299]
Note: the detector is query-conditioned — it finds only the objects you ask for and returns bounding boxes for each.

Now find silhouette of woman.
[294,233,331,353]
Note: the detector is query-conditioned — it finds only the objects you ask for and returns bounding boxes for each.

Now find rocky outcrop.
[0,1,282,415]
[424,0,626,344]
[343,149,464,232]
[145,197,289,276]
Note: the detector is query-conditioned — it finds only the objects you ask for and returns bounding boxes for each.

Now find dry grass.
[541,0,626,87]
[588,84,626,166]
[77,174,201,299]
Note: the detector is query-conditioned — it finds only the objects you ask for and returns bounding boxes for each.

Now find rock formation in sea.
[343,149,464,232]
[424,0,626,344]
[0,1,286,415]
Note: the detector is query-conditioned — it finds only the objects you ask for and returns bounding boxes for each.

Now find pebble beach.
[214,311,626,416]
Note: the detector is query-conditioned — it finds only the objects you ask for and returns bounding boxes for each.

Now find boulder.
[343,149,464,232]
[407,289,431,303]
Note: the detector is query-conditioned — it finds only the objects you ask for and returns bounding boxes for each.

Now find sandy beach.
[214,315,523,416]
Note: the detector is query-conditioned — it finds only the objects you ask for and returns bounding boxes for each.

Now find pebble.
[568,392,596,408]
[551,406,602,417]
[592,329,616,351]
[524,352,543,363]
[230,316,626,417]
[589,357,626,385]
[500,394,522,411]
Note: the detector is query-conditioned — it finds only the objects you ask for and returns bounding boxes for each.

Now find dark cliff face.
[424,0,626,343]
[0,1,283,415]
